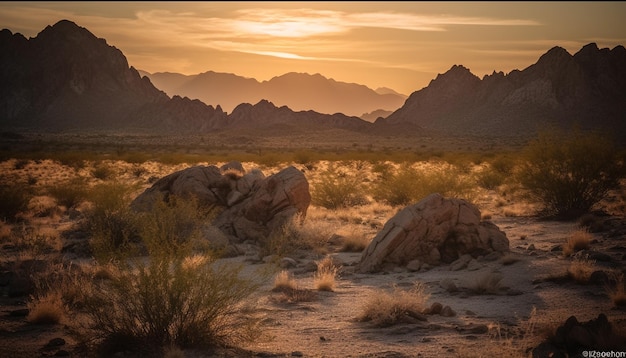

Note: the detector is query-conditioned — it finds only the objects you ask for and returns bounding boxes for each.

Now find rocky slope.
[380,43,626,139]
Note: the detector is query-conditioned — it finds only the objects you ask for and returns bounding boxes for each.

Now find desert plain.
[0,132,625,358]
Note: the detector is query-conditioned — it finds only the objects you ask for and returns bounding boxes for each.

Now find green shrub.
[311,168,368,209]
[373,163,477,206]
[47,178,89,209]
[517,129,624,219]
[85,182,139,262]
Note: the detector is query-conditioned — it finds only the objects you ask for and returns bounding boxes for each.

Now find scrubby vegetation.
[359,283,430,327]
[517,129,624,219]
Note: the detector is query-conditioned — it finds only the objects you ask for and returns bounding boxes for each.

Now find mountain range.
[1,19,625,142]
[139,70,407,119]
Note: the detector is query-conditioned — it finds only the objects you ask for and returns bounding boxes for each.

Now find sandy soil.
[1,158,625,358]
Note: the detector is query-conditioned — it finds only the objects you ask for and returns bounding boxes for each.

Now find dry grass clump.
[562,228,593,257]
[271,270,316,303]
[313,256,340,292]
[272,270,298,292]
[469,272,504,294]
[359,283,429,327]
[607,272,626,307]
[27,291,66,324]
[567,258,596,284]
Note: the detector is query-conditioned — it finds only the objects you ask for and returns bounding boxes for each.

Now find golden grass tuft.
[272,270,298,292]
[27,291,66,325]
[567,258,596,284]
[313,256,340,292]
[607,273,626,307]
[563,229,593,257]
[359,283,429,327]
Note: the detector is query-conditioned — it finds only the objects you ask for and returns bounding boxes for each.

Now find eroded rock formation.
[131,162,311,243]
[358,193,509,273]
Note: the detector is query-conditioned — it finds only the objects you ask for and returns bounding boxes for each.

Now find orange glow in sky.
[1,1,625,95]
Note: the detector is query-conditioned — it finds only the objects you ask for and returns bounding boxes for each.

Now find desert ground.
[1,133,625,358]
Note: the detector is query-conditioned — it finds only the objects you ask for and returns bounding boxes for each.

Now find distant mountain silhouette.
[0,20,372,134]
[141,70,407,117]
[380,43,626,139]
[2,20,624,142]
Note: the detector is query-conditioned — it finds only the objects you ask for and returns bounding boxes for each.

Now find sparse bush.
[271,270,315,303]
[91,161,116,180]
[82,195,260,352]
[517,129,624,219]
[313,256,340,291]
[469,272,503,294]
[82,254,260,351]
[85,182,139,262]
[311,168,368,209]
[563,229,593,257]
[0,181,31,221]
[359,283,429,327]
[373,163,477,206]
[47,177,89,209]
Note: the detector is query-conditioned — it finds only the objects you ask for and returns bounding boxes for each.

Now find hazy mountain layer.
[140,70,407,117]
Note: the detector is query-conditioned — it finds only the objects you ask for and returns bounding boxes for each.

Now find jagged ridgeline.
[1,19,625,140]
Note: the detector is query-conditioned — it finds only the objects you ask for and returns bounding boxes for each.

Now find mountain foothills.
[140,70,407,118]
[1,19,625,141]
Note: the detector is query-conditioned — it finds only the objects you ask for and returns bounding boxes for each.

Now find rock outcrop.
[131,163,311,243]
[532,314,626,357]
[380,43,626,140]
[358,193,509,273]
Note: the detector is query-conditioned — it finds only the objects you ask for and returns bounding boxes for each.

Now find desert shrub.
[82,254,260,351]
[311,168,368,209]
[47,177,89,209]
[517,129,624,219]
[259,217,303,258]
[563,229,593,257]
[82,193,260,352]
[0,181,31,221]
[135,195,212,257]
[373,163,477,206]
[91,161,116,180]
[85,182,139,262]
[313,256,340,292]
[359,283,429,327]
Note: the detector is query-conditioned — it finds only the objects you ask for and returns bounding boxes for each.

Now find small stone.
[441,306,456,317]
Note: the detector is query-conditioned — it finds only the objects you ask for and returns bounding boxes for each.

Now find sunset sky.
[1,1,625,95]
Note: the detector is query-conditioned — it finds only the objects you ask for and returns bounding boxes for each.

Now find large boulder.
[131,163,311,243]
[358,193,509,273]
